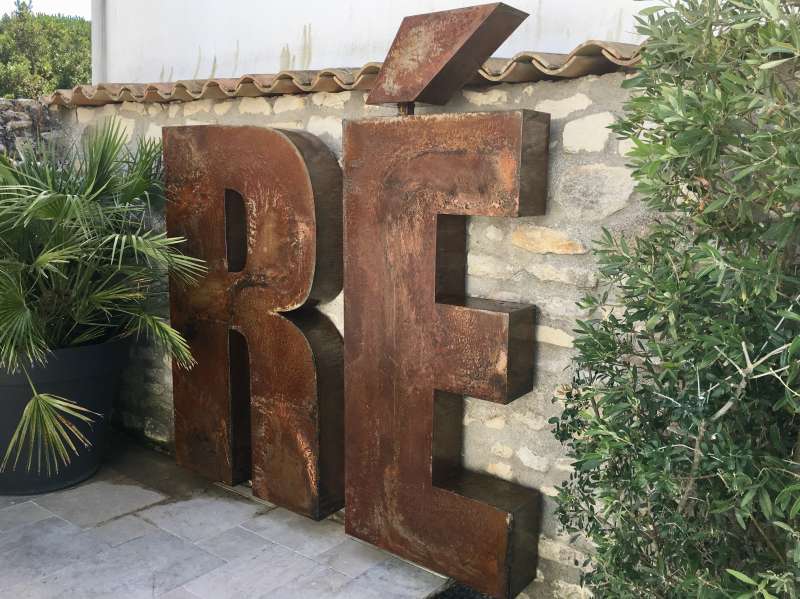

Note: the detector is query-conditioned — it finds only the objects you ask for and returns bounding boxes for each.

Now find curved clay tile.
[44,41,641,107]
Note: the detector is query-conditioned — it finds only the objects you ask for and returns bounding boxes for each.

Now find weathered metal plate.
[343,110,550,598]
[164,125,344,520]
[366,3,528,105]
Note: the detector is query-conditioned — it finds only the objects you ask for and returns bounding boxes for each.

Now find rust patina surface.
[343,109,550,598]
[164,125,344,520]
[366,2,527,106]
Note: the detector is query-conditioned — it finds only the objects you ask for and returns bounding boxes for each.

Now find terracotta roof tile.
[45,41,640,107]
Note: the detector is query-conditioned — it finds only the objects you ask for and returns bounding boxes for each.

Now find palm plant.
[0,119,204,475]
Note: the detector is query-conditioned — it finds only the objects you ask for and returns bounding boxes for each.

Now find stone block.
[512,226,587,255]
[485,415,506,430]
[182,99,214,117]
[462,87,508,105]
[167,103,182,118]
[144,416,172,445]
[144,123,162,141]
[554,458,575,473]
[269,120,303,129]
[517,447,551,472]
[556,164,635,220]
[512,410,548,431]
[213,100,234,115]
[491,442,514,459]
[115,116,136,142]
[485,224,504,241]
[311,91,351,109]
[534,93,592,120]
[120,101,146,115]
[467,253,515,279]
[487,462,514,481]
[536,325,575,348]
[554,580,593,598]
[273,94,306,113]
[6,119,32,131]
[525,262,598,288]
[306,115,342,141]
[562,111,615,153]
[77,107,97,125]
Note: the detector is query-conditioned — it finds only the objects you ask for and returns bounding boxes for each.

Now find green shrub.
[553,1,800,596]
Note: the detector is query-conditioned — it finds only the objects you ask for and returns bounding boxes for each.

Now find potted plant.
[0,119,204,495]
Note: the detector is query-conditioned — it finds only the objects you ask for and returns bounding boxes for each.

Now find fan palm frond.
[123,310,195,370]
[101,231,206,281]
[0,270,48,370]
[30,243,80,279]
[1,382,97,475]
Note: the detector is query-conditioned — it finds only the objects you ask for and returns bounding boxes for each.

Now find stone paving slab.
[314,537,391,578]
[11,528,225,598]
[89,514,160,548]
[0,517,112,590]
[0,494,37,511]
[332,557,448,599]
[35,476,166,528]
[196,525,271,561]
[270,567,352,599]
[0,501,52,533]
[242,507,347,558]
[182,540,333,599]
[137,492,266,543]
[160,588,201,599]
[0,437,449,598]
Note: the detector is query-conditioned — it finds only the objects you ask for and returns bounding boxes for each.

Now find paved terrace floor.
[0,437,454,599]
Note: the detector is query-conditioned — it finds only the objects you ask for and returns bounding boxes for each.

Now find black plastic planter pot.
[0,339,127,495]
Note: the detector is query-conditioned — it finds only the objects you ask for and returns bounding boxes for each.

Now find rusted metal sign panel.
[343,109,550,598]
[367,3,527,106]
[164,125,344,520]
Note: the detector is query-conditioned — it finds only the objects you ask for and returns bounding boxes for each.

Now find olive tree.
[553,1,800,596]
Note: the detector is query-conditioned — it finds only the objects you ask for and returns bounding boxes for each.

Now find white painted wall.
[92,0,651,84]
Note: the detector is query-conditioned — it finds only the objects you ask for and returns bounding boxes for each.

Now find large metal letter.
[344,3,548,596]
[164,125,344,520]
[344,109,548,599]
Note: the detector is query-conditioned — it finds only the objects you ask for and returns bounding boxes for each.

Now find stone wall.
[53,71,645,598]
[0,99,60,156]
